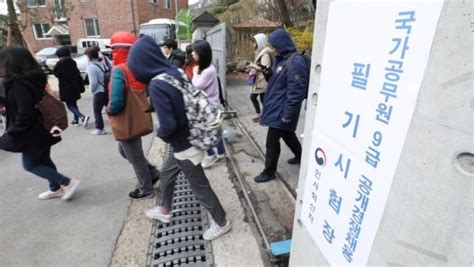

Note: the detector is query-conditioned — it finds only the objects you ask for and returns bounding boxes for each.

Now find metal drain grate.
[147,148,213,267]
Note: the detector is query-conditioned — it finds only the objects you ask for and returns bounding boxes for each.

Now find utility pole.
[130,0,137,35]
[175,0,179,46]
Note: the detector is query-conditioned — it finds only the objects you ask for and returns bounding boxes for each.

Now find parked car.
[35,46,61,73]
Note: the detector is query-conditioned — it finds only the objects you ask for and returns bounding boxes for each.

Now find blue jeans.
[207,138,225,157]
[65,101,84,121]
[22,147,70,192]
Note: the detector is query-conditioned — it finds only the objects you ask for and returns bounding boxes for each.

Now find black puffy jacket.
[0,75,60,152]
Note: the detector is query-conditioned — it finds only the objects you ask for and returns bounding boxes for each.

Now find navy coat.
[260,29,309,132]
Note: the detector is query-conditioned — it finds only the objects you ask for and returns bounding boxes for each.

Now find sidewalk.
[226,78,306,192]
[110,137,265,266]
[0,82,149,267]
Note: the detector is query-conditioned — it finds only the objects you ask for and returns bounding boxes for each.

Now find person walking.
[86,47,107,136]
[162,39,186,69]
[254,29,309,183]
[107,31,160,199]
[191,40,226,169]
[0,46,80,200]
[127,36,231,241]
[248,33,272,123]
[53,46,90,127]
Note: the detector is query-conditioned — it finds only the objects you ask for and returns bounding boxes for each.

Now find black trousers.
[93,92,107,130]
[159,152,227,225]
[250,93,265,114]
[264,127,302,175]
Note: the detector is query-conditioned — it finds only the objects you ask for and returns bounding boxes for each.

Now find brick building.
[20,0,188,52]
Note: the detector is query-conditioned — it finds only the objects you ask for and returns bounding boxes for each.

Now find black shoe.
[254,173,276,183]
[287,157,301,165]
[71,120,80,127]
[129,188,155,199]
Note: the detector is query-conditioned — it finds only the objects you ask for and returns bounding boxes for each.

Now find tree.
[5,0,25,46]
[177,9,194,40]
[274,0,293,27]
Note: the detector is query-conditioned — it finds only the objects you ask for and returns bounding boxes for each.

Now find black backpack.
[94,62,111,89]
[286,51,311,98]
[172,51,186,68]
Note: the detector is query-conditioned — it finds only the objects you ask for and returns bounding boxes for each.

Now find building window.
[33,23,51,39]
[84,18,100,37]
[164,0,171,9]
[53,0,66,20]
[149,0,158,5]
[27,0,46,8]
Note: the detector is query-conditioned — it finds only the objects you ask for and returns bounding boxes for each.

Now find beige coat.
[251,47,273,94]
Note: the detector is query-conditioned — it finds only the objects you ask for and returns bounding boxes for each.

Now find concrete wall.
[289,0,473,266]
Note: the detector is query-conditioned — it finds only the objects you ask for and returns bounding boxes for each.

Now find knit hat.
[111,31,137,65]
[110,31,137,49]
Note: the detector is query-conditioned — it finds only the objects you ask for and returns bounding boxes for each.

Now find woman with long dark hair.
[191,40,225,169]
[183,44,197,80]
[0,46,80,200]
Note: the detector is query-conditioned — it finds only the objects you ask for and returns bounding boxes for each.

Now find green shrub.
[288,20,314,51]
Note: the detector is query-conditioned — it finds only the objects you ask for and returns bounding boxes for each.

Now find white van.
[76,38,110,55]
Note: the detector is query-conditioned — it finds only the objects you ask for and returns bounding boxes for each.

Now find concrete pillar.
[289,0,472,265]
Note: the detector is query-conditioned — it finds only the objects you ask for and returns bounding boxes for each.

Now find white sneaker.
[38,189,64,200]
[82,116,90,128]
[61,178,80,200]
[201,155,217,169]
[203,220,232,241]
[145,206,172,223]
[203,154,225,169]
[91,129,107,136]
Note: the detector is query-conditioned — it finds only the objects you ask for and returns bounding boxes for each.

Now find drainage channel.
[146,147,213,267]
[223,112,297,264]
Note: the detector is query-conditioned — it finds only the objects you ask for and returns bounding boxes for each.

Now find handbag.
[109,66,153,141]
[36,87,69,131]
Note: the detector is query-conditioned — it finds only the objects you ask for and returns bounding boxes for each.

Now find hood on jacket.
[253,33,268,54]
[111,31,137,66]
[56,47,71,58]
[127,35,179,84]
[268,28,296,57]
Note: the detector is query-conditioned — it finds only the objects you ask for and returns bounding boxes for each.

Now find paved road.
[0,88,154,266]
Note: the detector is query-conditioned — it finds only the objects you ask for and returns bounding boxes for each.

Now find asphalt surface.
[0,88,154,266]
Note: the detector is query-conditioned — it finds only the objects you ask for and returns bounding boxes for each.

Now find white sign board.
[300,1,443,265]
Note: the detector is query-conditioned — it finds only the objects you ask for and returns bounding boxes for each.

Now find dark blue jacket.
[260,29,308,132]
[127,36,192,153]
